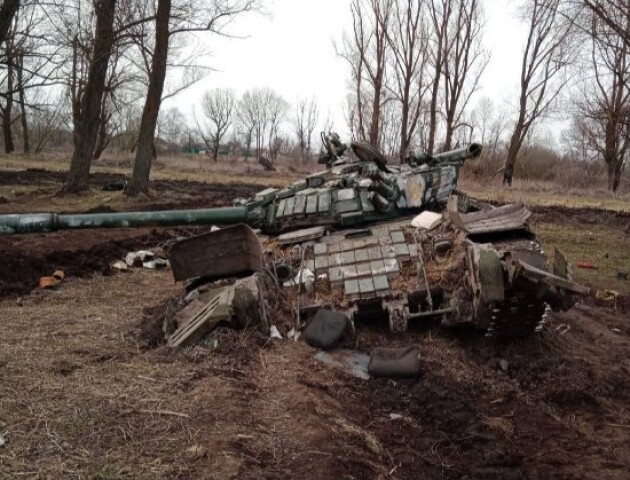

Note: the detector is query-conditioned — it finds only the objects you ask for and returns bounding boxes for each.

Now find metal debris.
[314,350,370,380]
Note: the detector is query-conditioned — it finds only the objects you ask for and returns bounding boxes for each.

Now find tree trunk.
[19,89,28,153]
[605,159,620,191]
[212,138,219,162]
[93,102,109,160]
[369,79,382,147]
[2,109,14,154]
[70,34,81,148]
[243,131,252,161]
[125,0,171,196]
[399,86,410,157]
[0,0,19,48]
[16,54,29,154]
[443,122,454,151]
[62,0,117,193]
[427,73,440,155]
[2,57,14,154]
[504,124,524,184]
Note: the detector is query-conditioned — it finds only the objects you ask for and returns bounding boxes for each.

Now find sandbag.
[368,346,421,378]
[303,309,349,350]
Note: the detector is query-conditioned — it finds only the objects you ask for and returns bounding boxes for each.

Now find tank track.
[486,291,550,338]
[477,235,551,338]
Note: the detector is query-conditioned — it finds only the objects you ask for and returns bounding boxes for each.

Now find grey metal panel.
[306,194,318,214]
[459,203,532,234]
[360,191,375,212]
[403,173,426,208]
[294,195,307,216]
[338,188,356,201]
[277,226,326,245]
[318,190,332,213]
[336,198,362,214]
[284,197,296,218]
[276,199,287,218]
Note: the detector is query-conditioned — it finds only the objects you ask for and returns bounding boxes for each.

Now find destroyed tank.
[0,134,589,341]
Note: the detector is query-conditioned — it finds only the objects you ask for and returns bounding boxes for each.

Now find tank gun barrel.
[431,143,482,164]
[0,206,252,235]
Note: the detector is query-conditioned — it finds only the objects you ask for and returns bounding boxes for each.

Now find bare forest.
[0,0,629,193]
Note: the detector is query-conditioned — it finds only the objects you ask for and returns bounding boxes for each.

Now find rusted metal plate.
[457,203,531,234]
[170,224,263,282]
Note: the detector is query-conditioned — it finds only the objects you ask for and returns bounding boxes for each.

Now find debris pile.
[146,194,589,380]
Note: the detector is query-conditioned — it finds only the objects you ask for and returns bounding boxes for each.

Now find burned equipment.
[0,136,589,338]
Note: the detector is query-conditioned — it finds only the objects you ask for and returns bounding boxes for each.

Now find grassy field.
[459,178,630,212]
[534,222,630,295]
[0,153,299,188]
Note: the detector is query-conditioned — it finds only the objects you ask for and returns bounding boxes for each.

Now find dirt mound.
[0,228,207,299]
[530,204,630,229]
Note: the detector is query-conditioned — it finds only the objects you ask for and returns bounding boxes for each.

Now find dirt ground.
[1,169,629,480]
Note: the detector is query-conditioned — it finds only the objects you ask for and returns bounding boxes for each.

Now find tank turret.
[0,138,481,236]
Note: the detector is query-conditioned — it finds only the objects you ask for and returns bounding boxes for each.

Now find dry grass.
[0,152,303,188]
[459,177,630,212]
[0,269,391,479]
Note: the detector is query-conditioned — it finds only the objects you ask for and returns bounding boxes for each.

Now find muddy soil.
[0,227,212,299]
[530,204,630,230]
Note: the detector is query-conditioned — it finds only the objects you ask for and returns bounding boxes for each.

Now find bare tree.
[200,88,235,161]
[126,0,260,196]
[426,0,451,154]
[0,1,59,155]
[61,0,119,193]
[0,0,20,49]
[236,98,255,161]
[266,92,289,160]
[158,106,186,148]
[238,87,288,161]
[339,0,392,147]
[503,0,576,184]
[294,97,318,159]
[383,0,428,156]
[0,51,15,152]
[572,12,630,191]
[125,0,171,196]
[582,0,630,47]
[441,0,488,150]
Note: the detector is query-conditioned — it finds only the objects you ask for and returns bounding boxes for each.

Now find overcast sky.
[168,0,540,142]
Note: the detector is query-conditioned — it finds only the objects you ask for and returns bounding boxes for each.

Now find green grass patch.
[534,221,630,294]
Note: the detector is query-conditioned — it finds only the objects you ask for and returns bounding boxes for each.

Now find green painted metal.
[0,206,249,234]
[431,143,482,164]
